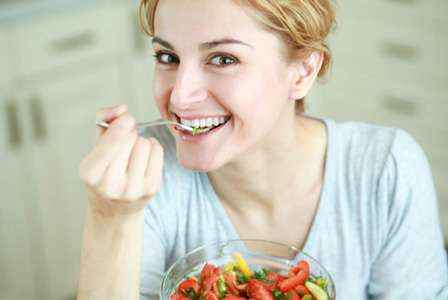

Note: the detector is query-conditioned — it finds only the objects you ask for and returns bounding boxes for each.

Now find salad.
[171,252,330,300]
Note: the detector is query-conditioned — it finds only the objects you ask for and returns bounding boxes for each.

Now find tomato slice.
[284,290,301,300]
[248,279,275,300]
[295,283,310,296]
[279,260,310,294]
[201,263,216,283]
[267,273,286,282]
[213,266,223,276]
[178,279,199,295]
[204,291,219,300]
[224,271,240,296]
[260,272,286,291]
[171,293,191,300]
[296,261,310,274]
[236,283,249,292]
[222,296,247,300]
[203,276,219,293]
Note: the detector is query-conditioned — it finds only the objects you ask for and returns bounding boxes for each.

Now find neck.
[208,107,326,216]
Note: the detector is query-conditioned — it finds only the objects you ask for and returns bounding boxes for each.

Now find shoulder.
[324,118,436,212]
[327,119,428,174]
[327,118,436,218]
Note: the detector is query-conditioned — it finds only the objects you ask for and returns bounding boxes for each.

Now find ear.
[288,51,324,100]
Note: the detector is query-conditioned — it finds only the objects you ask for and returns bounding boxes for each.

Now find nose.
[170,62,208,109]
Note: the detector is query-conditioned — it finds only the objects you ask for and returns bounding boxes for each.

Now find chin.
[177,152,225,172]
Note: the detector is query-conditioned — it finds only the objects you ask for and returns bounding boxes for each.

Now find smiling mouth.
[180,116,230,135]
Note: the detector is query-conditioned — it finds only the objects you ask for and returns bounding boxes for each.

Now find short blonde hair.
[139,0,336,113]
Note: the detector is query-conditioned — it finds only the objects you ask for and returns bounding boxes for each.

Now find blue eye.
[154,52,179,64]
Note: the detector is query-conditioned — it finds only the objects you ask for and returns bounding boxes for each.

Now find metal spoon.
[95,120,194,132]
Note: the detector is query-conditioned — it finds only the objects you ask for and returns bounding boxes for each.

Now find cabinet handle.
[5,99,22,148]
[382,95,419,116]
[29,96,46,142]
[386,0,418,5]
[51,31,95,54]
[381,41,420,62]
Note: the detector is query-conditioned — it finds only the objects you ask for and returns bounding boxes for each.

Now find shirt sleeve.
[368,130,448,299]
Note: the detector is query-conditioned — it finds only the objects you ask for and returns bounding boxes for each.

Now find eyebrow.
[152,36,252,51]
[152,37,174,50]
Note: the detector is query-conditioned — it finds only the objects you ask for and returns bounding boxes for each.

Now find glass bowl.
[160,239,336,299]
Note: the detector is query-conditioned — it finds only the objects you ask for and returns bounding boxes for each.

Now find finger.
[107,130,138,179]
[94,103,128,144]
[81,114,135,186]
[121,137,152,200]
[127,137,152,181]
[100,130,138,199]
[144,138,164,197]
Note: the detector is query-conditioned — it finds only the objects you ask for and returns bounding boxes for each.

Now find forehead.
[153,0,277,47]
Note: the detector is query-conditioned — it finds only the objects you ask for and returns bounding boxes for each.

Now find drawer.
[0,28,14,82]
[331,12,448,78]
[325,53,448,128]
[340,0,448,27]
[13,4,118,76]
[310,79,448,153]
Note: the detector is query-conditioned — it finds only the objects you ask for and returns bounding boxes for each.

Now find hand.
[79,104,164,221]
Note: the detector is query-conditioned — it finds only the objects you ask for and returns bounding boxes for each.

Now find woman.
[77,0,448,299]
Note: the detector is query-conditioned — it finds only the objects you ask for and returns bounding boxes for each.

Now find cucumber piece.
[305,281,329,300]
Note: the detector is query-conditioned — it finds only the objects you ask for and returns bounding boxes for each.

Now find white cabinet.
[0,83,38,299]
[308,0,448,239]
[0,2,155,298]
[23,66,125,299]
[110,2,161,122]
[0,27,38,299]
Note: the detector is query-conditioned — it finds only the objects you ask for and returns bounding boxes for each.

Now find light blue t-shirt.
[139,117,448,299]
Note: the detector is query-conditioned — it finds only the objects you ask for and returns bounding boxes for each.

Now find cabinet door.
[0,83,37,299]
[22,65,126,299]
[111,2,161,122]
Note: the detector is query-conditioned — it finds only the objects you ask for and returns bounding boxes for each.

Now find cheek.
[225,72,287,118]
[152,71,172,115]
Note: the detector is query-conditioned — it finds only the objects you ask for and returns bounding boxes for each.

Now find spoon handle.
[95,120,193,131]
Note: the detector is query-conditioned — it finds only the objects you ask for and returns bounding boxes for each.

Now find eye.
[209,54,237,67]
[154,52,180,64]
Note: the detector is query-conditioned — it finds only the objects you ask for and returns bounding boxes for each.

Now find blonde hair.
[139,0,336,113]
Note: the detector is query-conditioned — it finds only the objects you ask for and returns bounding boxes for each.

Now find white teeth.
[180,116,229,128]
[206,118,213,127]
[191,119,199,128]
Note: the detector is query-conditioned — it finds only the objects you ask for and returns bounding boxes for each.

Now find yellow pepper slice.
[232,252,251,279]
[224,262,235,272]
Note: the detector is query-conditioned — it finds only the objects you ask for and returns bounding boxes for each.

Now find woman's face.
[153,0,297,171]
